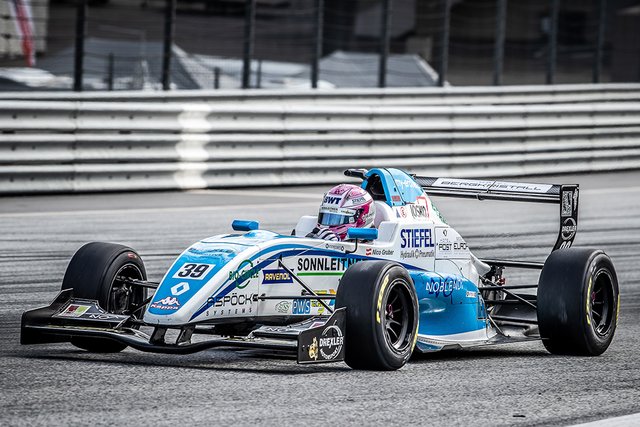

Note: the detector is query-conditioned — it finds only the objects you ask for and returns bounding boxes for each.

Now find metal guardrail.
[1,84,640,194]
[2,83,640,105]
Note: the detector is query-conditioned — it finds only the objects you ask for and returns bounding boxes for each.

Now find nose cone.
[143,240,244,325]
[142,230,281,326]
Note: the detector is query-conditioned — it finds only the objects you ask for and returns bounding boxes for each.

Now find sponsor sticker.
[86,313,122,321]
[229,260,260,288]
[206,293,257,308]
[433,178,494,190]
[400,248,434,259]
[296,257,361,274]
[324,242,345,252]
[150,296,180,310]
[188,246,237,256]
[311,290,336,314]
[275,301,291,313]
[435,228,469,258]
[562,191,573,217]
[292,299,311,315]
[400,228,434,249]
[58,304,91,318]
[319,206,356,216]
[409,204,428,219]
[491,181,553,193]
[308,337,319,360]
[424,277,466,302]
[366,247,394,257]
[432,178,552,193]
[561,217,577,241]
[323,195,341,204]
[318,324,344,360]
[262,269,293,284]
[171,282,190,296]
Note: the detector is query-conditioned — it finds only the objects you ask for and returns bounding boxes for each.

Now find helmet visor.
[318,212,353,226]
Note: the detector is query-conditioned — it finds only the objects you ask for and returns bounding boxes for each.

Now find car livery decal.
[411,270,487,336]
[147,242,245,316]
[188,243,430,321]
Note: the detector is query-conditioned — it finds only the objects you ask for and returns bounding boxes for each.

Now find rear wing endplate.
[413,176,579,251]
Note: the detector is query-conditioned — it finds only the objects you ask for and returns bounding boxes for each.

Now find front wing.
[21,289,346,364]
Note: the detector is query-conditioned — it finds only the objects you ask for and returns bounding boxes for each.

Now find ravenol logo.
[262,269,293,284]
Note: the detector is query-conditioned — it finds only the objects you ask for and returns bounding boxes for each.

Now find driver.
[307,184,376,241]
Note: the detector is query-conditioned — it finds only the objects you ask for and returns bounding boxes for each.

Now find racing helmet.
[317,184,376,240]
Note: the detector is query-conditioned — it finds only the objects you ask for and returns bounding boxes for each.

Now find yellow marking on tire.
[376,275,390,324]
[586,276,592,326]
[411,320,419,351]
[616,294,620,324]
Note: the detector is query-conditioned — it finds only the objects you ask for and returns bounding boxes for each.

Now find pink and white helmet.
[318,184,376,240]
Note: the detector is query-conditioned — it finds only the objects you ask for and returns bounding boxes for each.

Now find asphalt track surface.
[1,171,639,426]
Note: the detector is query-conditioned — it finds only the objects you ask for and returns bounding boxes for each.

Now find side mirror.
[347,228,378,241]
[232,219,259,232]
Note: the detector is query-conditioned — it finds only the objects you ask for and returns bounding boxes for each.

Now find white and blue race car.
[21,168,620,370]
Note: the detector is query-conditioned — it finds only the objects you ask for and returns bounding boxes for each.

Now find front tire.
[61,242,147,353]
[336,261,419,370]
[537,248,619,356]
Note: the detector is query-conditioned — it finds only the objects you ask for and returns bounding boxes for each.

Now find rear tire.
[537,248,619,356]
[61,242,147,353]
[336,261,419,370]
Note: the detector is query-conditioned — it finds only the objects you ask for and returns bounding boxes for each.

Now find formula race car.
[21,168,620,370]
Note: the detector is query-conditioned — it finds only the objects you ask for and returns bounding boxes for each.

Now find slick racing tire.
[537,248,619,356]
[61,242,147,353]
[336,261,419,370]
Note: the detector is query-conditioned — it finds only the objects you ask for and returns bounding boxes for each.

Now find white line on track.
[186,188,322,199]
[0,201,319,218]
[582,186,640,195]
[571,412,640,426]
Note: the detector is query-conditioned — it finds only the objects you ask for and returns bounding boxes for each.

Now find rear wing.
[412,176,579,252]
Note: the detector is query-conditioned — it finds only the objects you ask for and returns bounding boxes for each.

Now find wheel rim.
[590,268,615,337]
[109,263,144,316]
[382,278,414,352]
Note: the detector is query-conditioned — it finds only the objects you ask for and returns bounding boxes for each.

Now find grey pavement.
[1,171,639,426]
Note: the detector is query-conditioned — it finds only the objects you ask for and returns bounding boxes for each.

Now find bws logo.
[323,196,341,204]
[400,228,434,248]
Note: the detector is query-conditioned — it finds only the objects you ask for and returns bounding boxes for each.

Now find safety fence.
[2,83,640,105]
[1,0,630,90]
[2,84,640,194]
